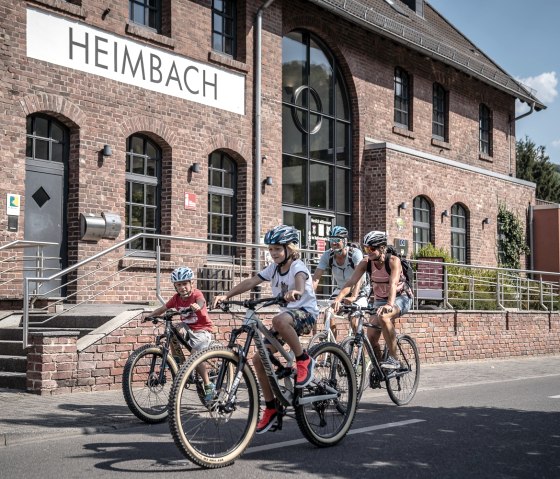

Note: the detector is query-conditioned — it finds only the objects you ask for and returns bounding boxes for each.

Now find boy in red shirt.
[150,266,214,400]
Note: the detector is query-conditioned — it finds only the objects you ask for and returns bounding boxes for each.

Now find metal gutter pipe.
[254,0,277,271]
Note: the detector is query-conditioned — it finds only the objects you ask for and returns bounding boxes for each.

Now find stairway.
[0,304,147,390]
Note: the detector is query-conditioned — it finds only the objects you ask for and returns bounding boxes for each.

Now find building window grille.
[413,195,432,254]
[125,134,161,254]
[208,151,236,258]
[212,0,236,57]
[129,0,162,32]
[451,203,468,264]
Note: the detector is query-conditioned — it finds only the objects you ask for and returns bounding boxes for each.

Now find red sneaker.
[256,407,278,434]
[295,356,316,388]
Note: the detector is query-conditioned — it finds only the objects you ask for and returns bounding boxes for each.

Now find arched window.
[26,115,68,163]
[208,151,236,258]
[282,30,351,247]
[125,134,161,254]
[451,203,468,264]
[413,196,432,253]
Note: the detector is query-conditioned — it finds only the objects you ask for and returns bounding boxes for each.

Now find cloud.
[551,139,560,148]
[517,72,558,104]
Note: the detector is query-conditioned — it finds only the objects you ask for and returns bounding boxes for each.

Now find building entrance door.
[24,158,67,297]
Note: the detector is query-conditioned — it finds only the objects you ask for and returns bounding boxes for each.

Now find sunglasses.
[329,237,344,244]
[362,245,380,253]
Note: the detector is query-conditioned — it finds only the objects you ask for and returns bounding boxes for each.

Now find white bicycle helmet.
[363,230,387,247]
[171,267,194,283]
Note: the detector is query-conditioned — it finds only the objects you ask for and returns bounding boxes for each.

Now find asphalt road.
[1,361,559,479]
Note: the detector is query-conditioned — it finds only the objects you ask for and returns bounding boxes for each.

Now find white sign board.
[26,8,245,115]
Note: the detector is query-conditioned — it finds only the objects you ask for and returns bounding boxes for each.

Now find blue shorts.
[371,294,412,317]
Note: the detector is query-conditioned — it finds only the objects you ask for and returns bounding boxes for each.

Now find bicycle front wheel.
[386,335,420,406]
[122,344,178,424]
[307,331,329,350]
[295,342,357,447]
[168,347,259,469]
[339,336,371,403]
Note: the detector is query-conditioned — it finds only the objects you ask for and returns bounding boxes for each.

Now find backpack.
[367,245,414,293]
[328,243,360,270]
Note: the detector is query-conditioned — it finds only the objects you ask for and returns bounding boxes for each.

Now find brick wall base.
[26,310,560,394]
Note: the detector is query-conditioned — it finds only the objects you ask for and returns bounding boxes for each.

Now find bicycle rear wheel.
[122,344,177,424]
[295,342,357,447]
[386,335,420,406]
[168,347,259,469]
[339,336,371,403]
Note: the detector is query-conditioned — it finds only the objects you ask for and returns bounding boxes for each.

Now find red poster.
[316,239,326,252]
[184,193,197,210]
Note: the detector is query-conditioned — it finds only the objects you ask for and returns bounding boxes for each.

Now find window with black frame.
[413,195,432,254]
[26,115,68,163]
[394,67,411,129]
[129,0,161,32]
[125,134,161,254]
[450,203,467,264]
[432,83,447,141]
[281,30,352,245]
[212,0,236,57]
[479,103,492,155]
[208,151,236,258]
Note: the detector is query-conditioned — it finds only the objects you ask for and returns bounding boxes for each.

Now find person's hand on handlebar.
[212,295,228,309]
[284,290,301,302]
[331,299,342,313]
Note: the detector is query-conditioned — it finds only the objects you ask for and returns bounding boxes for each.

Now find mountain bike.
[167,295,358,469]
[338,303,420,405]
[122,308,219,423]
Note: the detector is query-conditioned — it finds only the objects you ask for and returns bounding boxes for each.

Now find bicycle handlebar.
[337,303,376,315]
[216,295,288,312]
[143,307,194,323]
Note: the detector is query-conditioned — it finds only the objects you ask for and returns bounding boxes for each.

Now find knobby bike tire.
[122,344,178,424]
[295,342,357,447]
[307,331,329,351]
[339,336,372,403]
[386,335,420,406]
[168,346,259,469]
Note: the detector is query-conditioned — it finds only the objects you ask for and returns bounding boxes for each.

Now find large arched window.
[451,203,468,264]
[125,134,161,254]
[208,151,236,258]
[413,195,432,253]
[282,30,351,247]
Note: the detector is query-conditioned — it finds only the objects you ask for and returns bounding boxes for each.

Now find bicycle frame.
[220,301,340,410]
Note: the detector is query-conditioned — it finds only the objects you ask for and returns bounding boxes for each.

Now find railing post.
[443,264,453,309]
[156,239,164,304]
[23,278,29,349]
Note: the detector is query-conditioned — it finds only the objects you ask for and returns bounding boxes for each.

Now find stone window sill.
[29,0,87,19]
[392,126,415,139]
[125,21,176,49]
[208,52,249,73]
[479,152,493,163]
[431,138,451,150]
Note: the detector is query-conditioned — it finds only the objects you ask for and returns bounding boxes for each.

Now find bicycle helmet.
[171,266,194,283]
[264,225,299,245]
[363,230,387,247]
[329,225,348,238]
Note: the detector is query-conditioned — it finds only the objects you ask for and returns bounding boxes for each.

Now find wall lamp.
[398,202,408,215]
[264,176,273,186]
[482,217,491,226]
[190,162,201,174]
[102,144,112,157]
[441,209,450,218]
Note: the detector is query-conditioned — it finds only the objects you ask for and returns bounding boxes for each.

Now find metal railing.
[18,234,560,347]
[0,240,58,294]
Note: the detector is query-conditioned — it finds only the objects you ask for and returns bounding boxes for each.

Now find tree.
[516,136,560,203]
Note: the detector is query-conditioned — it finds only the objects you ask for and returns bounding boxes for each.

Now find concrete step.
[0,340,25,356]
[0,355,26,372]
[28,315,117,329]
[0,371,26,390]
[0,327,94,341]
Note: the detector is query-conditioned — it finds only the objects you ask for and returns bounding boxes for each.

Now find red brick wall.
[26,309,560,394]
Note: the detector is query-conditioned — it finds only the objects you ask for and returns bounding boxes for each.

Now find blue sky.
[427,0,560,164]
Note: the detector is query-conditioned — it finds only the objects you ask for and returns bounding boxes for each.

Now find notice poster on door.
[309,215,332,252]
[7,194,20,215]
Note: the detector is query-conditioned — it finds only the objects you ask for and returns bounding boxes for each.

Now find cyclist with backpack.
[312,225,370,339]
[332,231,412,370]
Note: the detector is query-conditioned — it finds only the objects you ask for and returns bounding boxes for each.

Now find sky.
[427,0,560,164]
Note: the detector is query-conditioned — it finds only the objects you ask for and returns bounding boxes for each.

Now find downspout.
[254,0,277,271]
[509,100,535,176]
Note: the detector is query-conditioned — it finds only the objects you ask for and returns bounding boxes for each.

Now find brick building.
[0,0,545,302]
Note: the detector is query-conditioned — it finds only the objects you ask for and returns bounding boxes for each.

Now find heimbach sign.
[26,8,245,115]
